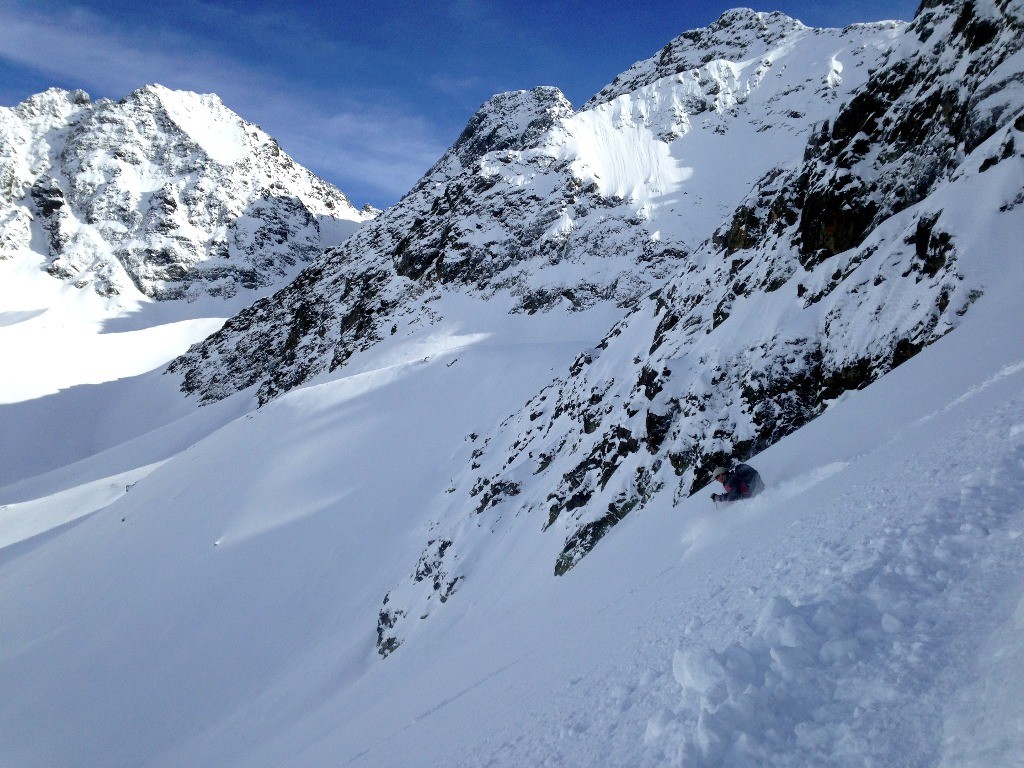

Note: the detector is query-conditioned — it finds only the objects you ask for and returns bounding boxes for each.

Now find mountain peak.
[122,83,229,117]
[711,7,801,28]
[9,86,91,125]
[0,85,367,300]
[585,8,847,109]
[442,86,573,172]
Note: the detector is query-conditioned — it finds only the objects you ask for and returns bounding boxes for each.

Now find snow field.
[263,297,1022,768]
[1,243,1022,768]
[152,86,248,166]
[0,251,240,485]
[0,294,626,768]
[0,460,165,548]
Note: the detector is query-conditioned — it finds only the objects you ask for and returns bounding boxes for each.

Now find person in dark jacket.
[710,463,765,502]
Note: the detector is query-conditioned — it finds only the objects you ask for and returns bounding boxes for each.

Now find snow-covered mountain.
[0,83,373,480]
[399,0,1023,574]
[165,1,1023,656]
[0,84,371,301]
[168,10,902,404]
[2,3,1024,767]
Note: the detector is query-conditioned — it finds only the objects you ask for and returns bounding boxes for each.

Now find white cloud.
[429,74,484,97]
[262,102,450,203]
[0,5,241,96]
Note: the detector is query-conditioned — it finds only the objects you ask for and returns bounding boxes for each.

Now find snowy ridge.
[0,84,370,301]
[375,0,1024,654]
[584,9,812,109]
[168,13,898,405]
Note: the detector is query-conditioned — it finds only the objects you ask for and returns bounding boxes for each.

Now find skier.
[710,463,765,503]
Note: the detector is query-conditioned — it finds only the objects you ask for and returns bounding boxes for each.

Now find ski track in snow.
[659,417,1024,768]
[914,359,1024,427]
[676,463,850,561]
[649,431,1024,768]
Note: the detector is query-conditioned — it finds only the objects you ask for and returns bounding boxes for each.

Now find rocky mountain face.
[169,10,899,405]
[150,2,1023,658]
[0,85,369,300]
[372,0,1024,656]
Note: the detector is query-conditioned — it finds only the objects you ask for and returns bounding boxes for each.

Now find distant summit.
[584,8,813,108]
[0,84,372,300]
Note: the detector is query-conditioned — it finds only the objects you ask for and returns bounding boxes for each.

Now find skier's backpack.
[733,463,765,498]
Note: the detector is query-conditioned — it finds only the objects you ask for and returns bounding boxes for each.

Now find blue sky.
[0,0,920,209]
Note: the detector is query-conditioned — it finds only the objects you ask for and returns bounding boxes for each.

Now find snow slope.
[1,4,1023,767]
[372,0,1024,650]
[0,206,1022,767]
